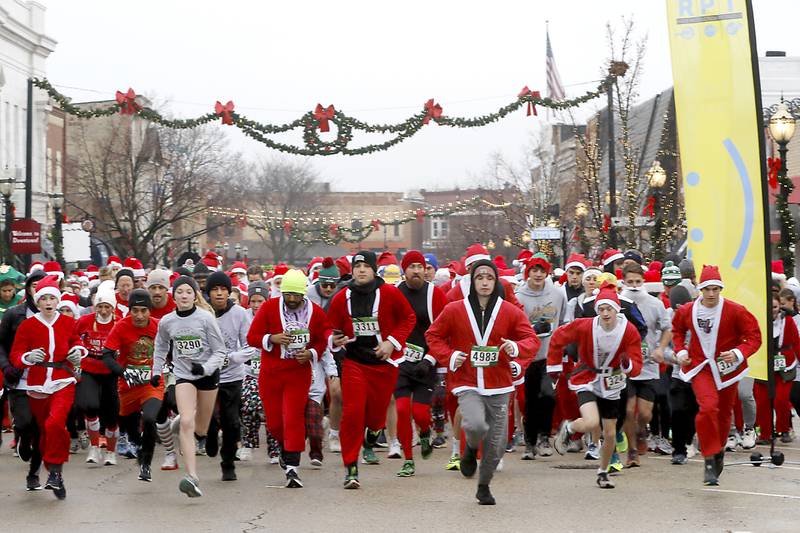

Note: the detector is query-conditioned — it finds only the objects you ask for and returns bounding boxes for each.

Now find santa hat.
[594,283,621,313]
[33,275,62,303]
[525,253,552,278]
[230,261,248,276]
[772,260,787,282]
[377,251,399,268]
[493,256,509,270]
[306,257,324,275]
[201,251,221,271]
[447,260,466,277]
[697,264,724,290]
[272,263,289,279]
[58,292,80,315]
[564,253,588,272]
[648,260,663,274]
[44,261,64,280]
[28,261,45,276]
[513,249,533,268]
[124,257,146,278]
[643,269,664,294]
[464,244,491,268]
[107,255,123,269]
[583,265,602,281]
[601,249,624,267]
[335,256,352,277]
[401,250,426,272]
[86,265,100,279]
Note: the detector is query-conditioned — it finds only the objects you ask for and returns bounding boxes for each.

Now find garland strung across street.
[208,196,512,246]
[32,62,627,157]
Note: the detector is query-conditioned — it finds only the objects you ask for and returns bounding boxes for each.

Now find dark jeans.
[650,370,672,438]
[523,360,555,443]
[669,376,698,455]
[9,388,42,476]
[207,380,242,467]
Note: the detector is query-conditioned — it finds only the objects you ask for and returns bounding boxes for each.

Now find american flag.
[546,29,565,100]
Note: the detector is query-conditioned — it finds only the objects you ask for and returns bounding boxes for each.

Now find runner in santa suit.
[114,269,135,319]
[75,287,120,466]
[446,244,522,308]
[426,259,538,505]
[326,251,416,489]
[393,250,448,477]
[10,275,89,499]
[247,269,332,488]
[102,289,163,482]
[547,283,643,489]
[671,265,761,486]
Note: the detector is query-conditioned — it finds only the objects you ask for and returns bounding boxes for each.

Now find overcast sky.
[37,0,800,193]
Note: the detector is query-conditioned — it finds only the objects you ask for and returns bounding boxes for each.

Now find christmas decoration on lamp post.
[768,99,797,275]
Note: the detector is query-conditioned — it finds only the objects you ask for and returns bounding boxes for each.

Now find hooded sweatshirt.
[514,276,566,361]
[214,300,259,384]
[620,286,671,380]
[152,306,228,380]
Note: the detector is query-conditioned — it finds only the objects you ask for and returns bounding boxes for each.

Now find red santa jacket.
[773,314,799,374]
[115,293,129,319]
[446,276,523,309]
[426,298,538,395]
[327,282,416,367]
[672,297,762,389]
[546,316,643,397]
[246,296,332,373]
[10,313,87,395]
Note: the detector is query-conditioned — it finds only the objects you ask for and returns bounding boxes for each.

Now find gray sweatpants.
[733,377,756,430]
[457,390,510,486]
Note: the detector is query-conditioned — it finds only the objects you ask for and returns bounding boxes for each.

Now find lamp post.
[769,99,797,275]
[235,242,242,260]
[163,230,172,268]
[646,160,667,257]
[51,193,65,268]
[0,168,14,264]
[243,245,249,261]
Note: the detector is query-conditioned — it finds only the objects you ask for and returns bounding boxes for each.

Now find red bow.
[768,157,782,189]
[415,209,426,223]
[115,88,140,115]
[423,99,442,125]
[642,196,656,217]
[518,86,541,116]
[314,104,335,132]
[602,214,611,233]
[215,100,235,125]
[371,219,381,231]
[283,220,293,235]
[329,223,339,235]
[237,215,248,229]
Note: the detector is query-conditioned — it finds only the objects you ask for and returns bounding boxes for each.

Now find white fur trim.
[464,253,491,268]
[697,279,724,290]
[732,348,744,364]
[449,351,463,372]
[387,335,402,352]
[546,364,563,373]
[602,252,624,267]
[34,286,61,303]
[262,334,273,352]
[423,354,437,366]
[594,298,621,313]
[565,261,586,272]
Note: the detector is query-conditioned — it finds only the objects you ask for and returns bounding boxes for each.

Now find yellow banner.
[666,0,768,380]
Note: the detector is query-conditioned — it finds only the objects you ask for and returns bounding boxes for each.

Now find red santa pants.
[259,364,312,453]
[340,359,398,466]
[395,396,432,460]
[29,385,76,466]
[753,378,792,439]
[691,368,738,457]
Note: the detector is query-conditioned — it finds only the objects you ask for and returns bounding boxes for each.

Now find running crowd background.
[0,244,790,504]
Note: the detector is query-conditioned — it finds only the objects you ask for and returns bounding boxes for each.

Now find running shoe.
[615,431,628,454]
[645,433,656,453]
[609,452,624,473]
[553,421,571,456]
[460,446,478,478]
[138,463,152,482]
[161,451,179,471]
[445,453,461,471]
[686,443,698,459]
[521,444,535,460]
[375,430,388,448]
[78,430,90,450]
[179,475,203,497]
[703,459,718,486]
[362,447,380,465]
[285,468,303,488]
[725,434,738,452]
[69,438,79,454]
[596,471,615,489]
[741,427,756,449]
[387,439,402,459]
[476,484,496,505]
[328,434,342,453]
[655,436,674,456]
[103,451,117,466]
[26,474,42,491]
[432,434,447,448]
[536,434,555,457]
[505,440,515,453]
[671,453,688,465]
[310,456,323,468]
[45,471,66,500]
[780,432,793,443]
[195,436,207,456]
[236,447,252,462]
[567,438,583,453]
[420,431,433,460]
[269,455,280,465]
[585,443,600,460]
[396,460,415,477]
[343,464,360,489]
[205,430,219,458]
[626,449,640,468]
[86,446,101,464]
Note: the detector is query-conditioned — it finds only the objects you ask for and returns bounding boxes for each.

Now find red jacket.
[327,283,416,367]
[446,276,523,309]
[10,313,87,395]
[246,296,332,373]
[75,313,115,375]
[546,317,643,398]
[426,298,538,395]
[672,297,762,389]
[774,314,799,374]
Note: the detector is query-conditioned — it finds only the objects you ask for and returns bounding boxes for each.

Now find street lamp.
[235,242,242,260]
[243,245,249,261]
[0,168,14,264]
[647,160,667,189]
[575,202,589,219]
[163,230,172,268]
[769,99,797,274]
[51,193,65,268]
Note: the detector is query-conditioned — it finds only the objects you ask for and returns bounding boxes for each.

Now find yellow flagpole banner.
[666,0,769,380]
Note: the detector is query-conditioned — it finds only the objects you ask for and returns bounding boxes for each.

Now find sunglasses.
[320,282,337,289]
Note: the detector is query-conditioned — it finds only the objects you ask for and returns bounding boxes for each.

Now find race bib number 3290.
[175,336,202,359]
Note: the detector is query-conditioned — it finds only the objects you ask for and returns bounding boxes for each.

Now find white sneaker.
[725,434,738,452]
[567,438,583,453]
[270,455,280,465]
[656,436,674,455]
[161,451,179,471]
[104,451,117,466]
[412,432,420,447]
[741,427,756,449]
[686,443,698,459]
[328,434,341,453]
[236,447,252,461]
[170,415,181,436]
[86,445,101,464]
[541,432,558,457]
[387,439,402,459]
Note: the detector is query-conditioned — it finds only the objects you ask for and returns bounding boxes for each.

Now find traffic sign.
[530,226,562,240]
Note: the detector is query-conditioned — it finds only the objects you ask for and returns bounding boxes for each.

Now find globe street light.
[769,99,798,274]
[647,160,667,188]
[575,201,589,219]
[0,168,14,263]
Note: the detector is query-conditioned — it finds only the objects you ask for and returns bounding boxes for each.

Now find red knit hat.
[464,244,491,268]
[33,275,62,303]
[594,282,621,312]
[565,253,588,272]
[377,251,399,267]
[401,250,426,272]
[601,249,624,267]
[697,265,724,290]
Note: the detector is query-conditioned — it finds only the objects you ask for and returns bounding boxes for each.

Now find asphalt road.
[1,432,799,533]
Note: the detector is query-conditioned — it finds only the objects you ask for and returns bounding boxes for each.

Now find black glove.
[565,343,579,363]
[413,359,433,380]
[2,365,22,386]
[149,374,162,387]
[191,362,205,376]
[534,318,551,335]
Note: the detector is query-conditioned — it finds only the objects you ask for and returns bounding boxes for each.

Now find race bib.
[352,317,380,337]
[641,341,651,364]
[602,369,626,391]
[774,354,787,372]
[716,357,737,376]
[470,346,499,368]
[175,336,203,359]
[129,365,152,382]
[221,354,230,369]
[288,329,310,350]
[404,343,425,363]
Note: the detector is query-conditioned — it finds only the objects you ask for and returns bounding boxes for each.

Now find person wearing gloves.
[10,275,88,500]
[247,269,332,488]
[204,271,259,481]
[101,289,163,482]
[426,259,538,505]
[151,275,227,498]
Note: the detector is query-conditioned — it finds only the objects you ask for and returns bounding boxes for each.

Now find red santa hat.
[448,260,467,277]
[124,257,146,278]
[601,249,624,267]
[594,282,621,313]
[230,261,248,276]
[306,257,324,274]
[201,251,221,271]
[377,251,399,268]
[643,269,664,294]
[335,255,352,276]
[525,254,552,278]
[33,275,62,303]
[273,263,289,278]
[28,261,44,276]
[583,264,602,281]
[772,260,787,282]
[58,292,80,315]
[107,255,123,269]
[697,264,724,290]
[401,250,426,272]
[513,249,533,268]
[44,260,64,280]
[86,265,100,279]
[493,255,509,270]
[464,244,491,268]
[565,253,588,272]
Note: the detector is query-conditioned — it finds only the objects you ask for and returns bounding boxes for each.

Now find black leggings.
[76,371,119,430]
[649,371,672,438]
[8,389,41,476]
[120,398,162,467]
[523,360,556,443]
[207,381,242,467]
[669,377,698,455]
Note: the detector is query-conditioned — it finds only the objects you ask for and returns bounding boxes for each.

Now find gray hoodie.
[153,307,227,381]
[215,301,259,384]
[515,277,566,361]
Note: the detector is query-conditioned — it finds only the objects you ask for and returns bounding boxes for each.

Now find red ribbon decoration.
[423,99,442,125]
[215,100,235,125]
[237,215,248,229]
[518,86,541,116]
[768,157,782,189]
[314,104,335,132]
[329,223,339,235]
[415,209,426,223]
[371,219,381,231]
[283,220,293,235]
[602,214,611,233]
[642,196,656,217]
[115,88,141,115]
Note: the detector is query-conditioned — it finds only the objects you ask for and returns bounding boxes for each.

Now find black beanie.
[192,263,211,279]
[172,275,199,295]
[352,251,377,272]
[128,288,153,309]
[115,269,134,286]
[248,281,268,298]
[205,271,232,294]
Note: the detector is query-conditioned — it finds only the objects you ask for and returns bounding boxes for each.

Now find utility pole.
[24,78,33,270]
[607,83,617,248]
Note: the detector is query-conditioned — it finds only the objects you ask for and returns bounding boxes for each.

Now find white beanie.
[94,289,116,307]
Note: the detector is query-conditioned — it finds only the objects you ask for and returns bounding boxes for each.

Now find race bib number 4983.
[470,346,499,368]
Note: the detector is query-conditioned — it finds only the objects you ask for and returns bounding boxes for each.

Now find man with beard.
[146,270,176,320]
[393,251,448,477]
